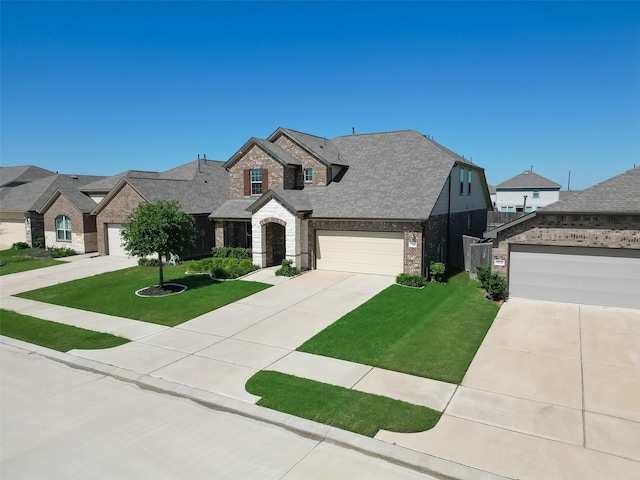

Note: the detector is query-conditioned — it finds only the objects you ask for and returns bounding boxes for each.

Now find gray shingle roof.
[496,170,561,189]
[0,165,55,187]
[308,130,479,219]
[247,189,313,215]
[1,174,105,212]
[81,170,161,192]
[539,167,640,214]
[114,161,228,215]
[271,128,345,166]
[210,199,254,219]
[225,138,301,169]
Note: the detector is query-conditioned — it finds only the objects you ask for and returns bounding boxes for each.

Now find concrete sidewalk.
[2,257,639,479]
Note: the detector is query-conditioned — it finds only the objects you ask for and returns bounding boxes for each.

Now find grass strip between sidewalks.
[16,265,271,327]
[0,247,63,276]
[245,370,441,437]
[298,272,499,384]
[0,309,129,352]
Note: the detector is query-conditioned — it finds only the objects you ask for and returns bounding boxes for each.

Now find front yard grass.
[0,247,63,275]
[0,309,129,351]
[245,370,441,437]
[16,264,271,327]
[298,272,499,384]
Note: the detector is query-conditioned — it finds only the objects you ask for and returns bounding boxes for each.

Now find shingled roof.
[92,160,229,215]
[307,130,480,219]
[0,165,55,187]
[540,167,640,214]
[0,174,105,212]
[496,170,561,189]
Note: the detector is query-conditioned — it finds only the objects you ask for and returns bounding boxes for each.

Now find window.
[250,169,262,195]
[533,189,540,199]
[304,168,313,183]
[525,206,533,213]
[467,170,472,195]
[500,206,515,212]
[459,168,465,195]
[245,222,252,247]
[56,215,72,241]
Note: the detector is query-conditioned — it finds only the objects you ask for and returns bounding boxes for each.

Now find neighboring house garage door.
[0,219,26,248]
[316,230,404,275]
[106,223,128,257]
[509,244,640,309]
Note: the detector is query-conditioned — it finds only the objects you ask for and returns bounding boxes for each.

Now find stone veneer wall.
[307,219,424,275]
[95,184,145,255]
[490,213,640,276]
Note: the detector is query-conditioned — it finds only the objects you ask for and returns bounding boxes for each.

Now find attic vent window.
[533,189,540,199]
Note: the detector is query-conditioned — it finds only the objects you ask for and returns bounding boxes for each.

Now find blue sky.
[2,1,639,190]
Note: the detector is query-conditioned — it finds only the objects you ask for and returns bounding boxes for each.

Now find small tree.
[120,200,196,288]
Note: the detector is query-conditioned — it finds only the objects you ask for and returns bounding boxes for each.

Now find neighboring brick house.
[0,169,104,250]
[211,127,492,276]
[494,170,561,213]
[484,167,640,309]
[87,159,229,258]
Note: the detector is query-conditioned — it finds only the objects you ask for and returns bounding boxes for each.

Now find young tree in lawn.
[120,200,196,288]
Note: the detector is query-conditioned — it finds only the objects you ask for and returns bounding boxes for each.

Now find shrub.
[211,247,252,260]
[138,257,162,267]
[396,273,427,288]
[189,256,258,279]
[275,259,299,277]
[12,242,29,250]
[33,237,45,249]
[48,247,76,258]
[429,262,446,282]
[475,264,491,288]
[486,273,507,301]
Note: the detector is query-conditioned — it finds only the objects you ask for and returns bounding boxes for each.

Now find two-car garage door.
[509,244,640,309]
[316,230,404,276]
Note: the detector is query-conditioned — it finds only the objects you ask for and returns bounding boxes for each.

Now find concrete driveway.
[377,298,640,479]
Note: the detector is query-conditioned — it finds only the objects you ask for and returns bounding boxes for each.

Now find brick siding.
[229,145,286,198]
[490,213,640,276]
[272,134,329,186]
[95,184,145,255]
[43,195,98,253]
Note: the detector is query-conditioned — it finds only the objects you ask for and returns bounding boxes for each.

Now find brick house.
[211,128,492,276]
[0,169,105,251]
[484,167,640,309]
[87,159,229,258]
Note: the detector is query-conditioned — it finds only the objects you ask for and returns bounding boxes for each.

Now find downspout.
[447,169,452,265]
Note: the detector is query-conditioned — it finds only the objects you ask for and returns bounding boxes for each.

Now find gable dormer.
[225,137,302,198]
[268,128,347,186]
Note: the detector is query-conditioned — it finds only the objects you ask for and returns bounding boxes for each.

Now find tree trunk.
[158,252,164,288]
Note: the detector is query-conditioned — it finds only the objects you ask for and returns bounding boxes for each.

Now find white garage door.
[0,219,26,249]
[316,230,404,275]
[106,223,128,257]
[509,244,640,309]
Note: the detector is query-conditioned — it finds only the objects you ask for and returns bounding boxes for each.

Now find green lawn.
[298,272,499,384]
[0,309,129,352]
[0,247,63,275]
[245,370,441,437]
[16,265,271,327]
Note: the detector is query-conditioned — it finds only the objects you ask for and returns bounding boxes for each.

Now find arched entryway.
[264,222,286,267]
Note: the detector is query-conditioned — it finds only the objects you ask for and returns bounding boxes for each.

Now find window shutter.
[262,168,269,192]
[243,169,250,196]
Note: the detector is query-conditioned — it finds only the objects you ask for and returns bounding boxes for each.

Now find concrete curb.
[1,336,513,480]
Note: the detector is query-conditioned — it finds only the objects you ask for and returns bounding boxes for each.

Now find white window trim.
[250,169,262,195]
[56,215,72,242]
[304,168,313,183]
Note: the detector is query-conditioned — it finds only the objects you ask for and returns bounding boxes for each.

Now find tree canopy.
[121,200,196,288]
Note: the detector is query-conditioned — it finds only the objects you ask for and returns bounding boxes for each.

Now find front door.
[265,222,286,267]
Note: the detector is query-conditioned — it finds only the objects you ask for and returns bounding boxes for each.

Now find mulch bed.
[136,283,187,297]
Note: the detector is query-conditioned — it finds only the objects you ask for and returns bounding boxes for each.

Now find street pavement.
[1,255,639,479]
[0,343,440,480]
